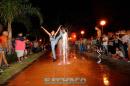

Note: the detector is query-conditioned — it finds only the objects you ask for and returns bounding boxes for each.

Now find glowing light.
[39,39,42,42]
[73,34,76,38]
[68,37,72,40]
[59,31,70,65]
[100,20,106,35]
[81,30,85,35]
[100,20,106,26]
[71,32,76,41]
[103,74,110,86]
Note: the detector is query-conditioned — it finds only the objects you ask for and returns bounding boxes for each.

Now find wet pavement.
[6,50,130,86]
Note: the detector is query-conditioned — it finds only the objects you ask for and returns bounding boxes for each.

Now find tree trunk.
[7,21,12,54]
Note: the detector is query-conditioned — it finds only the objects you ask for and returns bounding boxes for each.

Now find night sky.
[29,0,130,37]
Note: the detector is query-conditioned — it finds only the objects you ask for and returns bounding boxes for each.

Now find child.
[113,47,125,60]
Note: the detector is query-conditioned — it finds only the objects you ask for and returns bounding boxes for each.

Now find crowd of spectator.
[74,30,130,62]
[0,31,49,74]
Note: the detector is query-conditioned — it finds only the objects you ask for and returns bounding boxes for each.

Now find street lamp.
[73,34,76,39]
[71,32,77,41]
[100,20,106,35]
[81,30,85,37]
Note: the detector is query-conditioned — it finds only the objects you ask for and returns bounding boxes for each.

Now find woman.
[41,25,62,62]
[15,33,25,63]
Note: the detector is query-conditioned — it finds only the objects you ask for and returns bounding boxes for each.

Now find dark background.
[31,0,130,28]
[12,0,130,39]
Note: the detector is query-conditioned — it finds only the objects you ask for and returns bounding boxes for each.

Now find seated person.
[113,47,125,60]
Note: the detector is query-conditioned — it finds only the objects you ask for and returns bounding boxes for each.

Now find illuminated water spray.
[58,27,70,65]
[62,31,69,64]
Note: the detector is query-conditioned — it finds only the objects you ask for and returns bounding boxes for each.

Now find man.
[102,34,109,55]
[121,32,130,61]
[0,31,9,54]
[121,33,129,60]
[0,31,9,73]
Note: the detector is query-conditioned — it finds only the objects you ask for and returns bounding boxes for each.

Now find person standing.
[121,33,129,61]
[128,38,130,62]
[0,31,9,55]
[15,33,25,63]
[102,34,109,55]
[0,31,9,72]
[41,25,62,62]
[127,31,130,62]
[79,38,84,53]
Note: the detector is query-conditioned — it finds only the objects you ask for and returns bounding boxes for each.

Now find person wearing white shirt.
[121,34,129,60]
[113,47,127,61]
[102,34,109,55]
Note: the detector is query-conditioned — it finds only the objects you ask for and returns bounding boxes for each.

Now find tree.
[0,0,43,54]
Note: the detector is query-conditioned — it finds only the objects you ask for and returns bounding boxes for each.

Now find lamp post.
[100,20,106,35]
[81,30,85,38]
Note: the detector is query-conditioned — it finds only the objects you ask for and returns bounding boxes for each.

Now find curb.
[0,52,44,85]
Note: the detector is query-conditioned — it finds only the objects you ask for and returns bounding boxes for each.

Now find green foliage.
[0,0,22,23]
[0,0,43,54]
[0,0,43,26]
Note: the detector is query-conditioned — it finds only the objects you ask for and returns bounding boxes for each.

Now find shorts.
[15,50,24,58]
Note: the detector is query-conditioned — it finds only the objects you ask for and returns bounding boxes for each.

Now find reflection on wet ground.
[6,50,130,86]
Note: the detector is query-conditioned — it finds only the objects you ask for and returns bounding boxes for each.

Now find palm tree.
[0,0,43,53]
